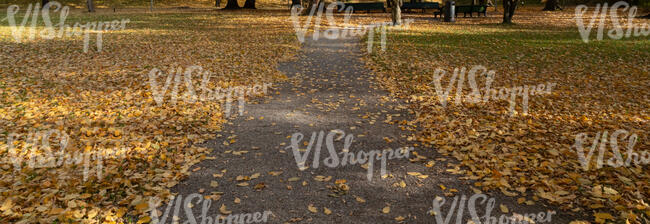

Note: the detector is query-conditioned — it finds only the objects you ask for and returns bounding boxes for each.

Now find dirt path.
[165,29,578,224]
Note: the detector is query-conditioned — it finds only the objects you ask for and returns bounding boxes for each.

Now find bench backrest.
[402,2,440,9]
[341,2,385,10]
[455,5,486,12]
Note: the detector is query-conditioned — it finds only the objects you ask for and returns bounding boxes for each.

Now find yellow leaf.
[308,204,317,213]
[323,207,332,215]
[499,204,509,213]
[135,201,149,212]
[382,206,390,214]
[137,216,151,224]
[594,213,614,220]
[0,198,13,212]
[219,204,232,215]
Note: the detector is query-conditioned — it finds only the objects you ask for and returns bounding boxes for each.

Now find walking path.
[166,29,576,224]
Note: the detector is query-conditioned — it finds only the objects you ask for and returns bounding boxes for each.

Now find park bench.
[339,2,386,13]
[401,2,440,13]
[455,5,487,17]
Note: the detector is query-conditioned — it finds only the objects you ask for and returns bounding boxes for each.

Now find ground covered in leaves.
[0,9,298,223]
[365,7,649,224]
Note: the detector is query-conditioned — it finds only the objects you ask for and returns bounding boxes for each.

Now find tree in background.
[224,0,240,9]
[303,0,320,15]
[502,0,519,23]
[87,0,95,12]
[391,0,403,25]
[542,0,561,11]
[243,0,256,8]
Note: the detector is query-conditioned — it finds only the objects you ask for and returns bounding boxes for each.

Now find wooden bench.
[401,2,440,13]
[339,2,386,13]
[455,5,487,17]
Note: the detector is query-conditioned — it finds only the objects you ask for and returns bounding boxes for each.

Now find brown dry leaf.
[250,173,261,179]
[219,204,232,215]
[308,204,318,213]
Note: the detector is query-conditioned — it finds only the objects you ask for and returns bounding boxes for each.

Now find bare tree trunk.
[542,0,558,11]
[391,0,403,25]
[243,0,256,8]
[304,0,320,15]
[224,0,240,9]
[502,0,517,23]
[87,0,95,12]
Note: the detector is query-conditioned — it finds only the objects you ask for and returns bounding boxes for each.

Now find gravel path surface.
[164,29,579,224]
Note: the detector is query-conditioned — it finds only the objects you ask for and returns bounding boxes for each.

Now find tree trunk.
[215,0,221,7]
[502,0,517,24]
[542,0,558,11]
[224,0,240,9]
[87,0,95,12]
[243,0,256,8]
[303,0,320,15]
[391,0,403,25]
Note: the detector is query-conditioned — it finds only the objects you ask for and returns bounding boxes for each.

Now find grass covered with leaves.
[0,9,298,223]
[366,7,649,224]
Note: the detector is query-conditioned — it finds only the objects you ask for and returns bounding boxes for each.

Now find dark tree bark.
[224,0,240,9]
[87,0,96,12]
[303,0,320,15]
[542,0,558,11]
[243,0,256,9]
[502,0,518,24]
[391,0,403,25]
